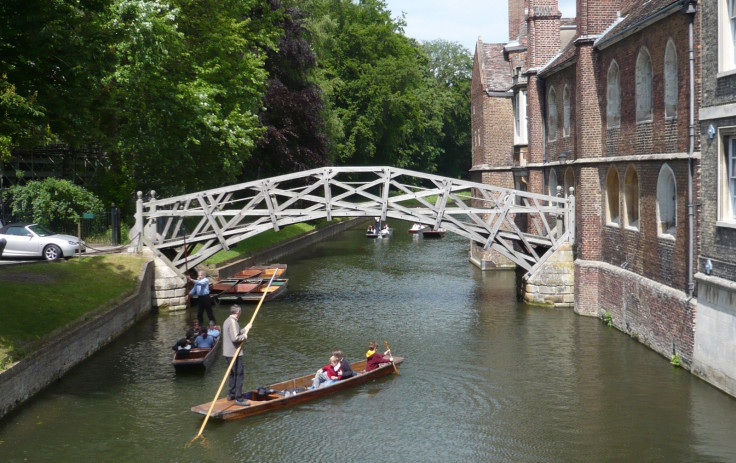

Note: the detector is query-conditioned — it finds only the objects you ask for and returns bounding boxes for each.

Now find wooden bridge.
[132,166,574,280]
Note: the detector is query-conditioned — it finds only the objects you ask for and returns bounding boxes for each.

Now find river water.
[2,222,736,462]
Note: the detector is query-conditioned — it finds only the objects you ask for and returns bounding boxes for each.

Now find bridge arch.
[132,166,574,280]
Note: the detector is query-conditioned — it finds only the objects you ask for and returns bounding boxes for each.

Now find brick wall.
[576,260,696,365]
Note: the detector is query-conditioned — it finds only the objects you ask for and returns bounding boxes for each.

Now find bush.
[2,178,104,225]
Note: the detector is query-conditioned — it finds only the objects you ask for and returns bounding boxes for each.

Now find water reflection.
[1,222,735,462]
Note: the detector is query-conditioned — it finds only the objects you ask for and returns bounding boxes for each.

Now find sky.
[383,0,577,52]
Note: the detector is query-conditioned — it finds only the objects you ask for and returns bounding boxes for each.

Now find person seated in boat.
[365,341,393,372]
[333,349,355,379]
[194,328,216,349]
[207,320,220,339]
[172,337,192,358]
[185,323,200,344]
[309,355,342,389]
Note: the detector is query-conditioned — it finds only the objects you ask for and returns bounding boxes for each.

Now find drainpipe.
[684,0,697,299]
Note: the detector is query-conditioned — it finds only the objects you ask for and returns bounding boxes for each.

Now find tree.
[420,40,472,179]
[3,178,104,225]
[245,1,332,180]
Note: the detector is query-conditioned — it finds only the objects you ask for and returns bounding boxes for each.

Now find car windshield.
[28,224,54,237]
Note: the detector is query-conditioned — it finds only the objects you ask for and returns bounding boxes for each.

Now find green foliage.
[3,178,104,225]
[671,353,681,367]
[603,311,613,327]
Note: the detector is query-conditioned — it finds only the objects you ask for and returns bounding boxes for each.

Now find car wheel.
[44,244,62,261]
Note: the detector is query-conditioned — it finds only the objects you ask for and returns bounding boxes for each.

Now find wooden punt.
[215,278,288,303]
[233,264,287,280]
[422,228,446,238]
[172,337,220,370]
[191,357,404,420]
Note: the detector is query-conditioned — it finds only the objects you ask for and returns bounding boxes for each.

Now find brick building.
[693,0,736,397]
[471,0,723,392]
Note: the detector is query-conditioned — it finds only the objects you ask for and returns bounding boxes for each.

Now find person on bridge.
[188,269,216,327]
[365,341,393,372]
[223,305,252,406]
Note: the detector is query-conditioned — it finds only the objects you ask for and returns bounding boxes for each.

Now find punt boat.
[172,336,220,370]
[212,278,289,303]
[191,356,404,420]
[422,228,446,238]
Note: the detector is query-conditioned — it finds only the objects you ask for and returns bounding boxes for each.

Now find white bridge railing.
[132,166,574,279]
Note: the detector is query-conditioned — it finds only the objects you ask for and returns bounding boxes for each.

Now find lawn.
[0,254,147,367]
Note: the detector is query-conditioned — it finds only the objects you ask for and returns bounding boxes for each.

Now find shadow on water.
[2,221,736,462]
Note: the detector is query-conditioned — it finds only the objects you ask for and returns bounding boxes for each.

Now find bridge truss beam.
[132,166,575,280]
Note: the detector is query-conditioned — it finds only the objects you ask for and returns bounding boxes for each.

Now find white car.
[0,223,86,261]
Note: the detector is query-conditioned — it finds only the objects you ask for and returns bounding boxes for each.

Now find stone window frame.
[514,89,528,145]
[624,165,641,230]
[664,39,678,119]
[605,167,621,227]
[607,60,621,129]
[563,84,571,138]
[636,47,653,123]
[718,128,736,227]
[656,163,677,238]
[547,86,558,142]
[718,0,736,75]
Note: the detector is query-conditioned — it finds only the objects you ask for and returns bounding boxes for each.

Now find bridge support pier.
[469,242,516,270]
[521,242,575,307]
[151,256,188,310]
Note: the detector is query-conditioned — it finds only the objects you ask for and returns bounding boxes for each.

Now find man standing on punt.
[223,305,252,406]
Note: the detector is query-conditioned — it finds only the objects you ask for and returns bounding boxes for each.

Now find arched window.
[624,166,640,229]
[549,169,559,197]
[563,85,571,137]
[664,39,678,119]
[548,86,558,141]
[657,164,677,236]
[607,61,621,128]
[636,48,653,122]
[564,167,575,198]
[606,168,620,225]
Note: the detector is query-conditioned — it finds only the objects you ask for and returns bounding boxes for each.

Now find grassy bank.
[0,254,146,368]
[202,218,347,267]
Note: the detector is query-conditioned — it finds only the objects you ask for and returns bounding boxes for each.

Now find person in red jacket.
[365,341,393,372]
[309,355,342,389]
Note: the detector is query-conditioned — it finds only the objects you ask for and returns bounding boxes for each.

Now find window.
[624,166,640,229]
[564,167,575,198]
[607,61,621,128]
[548,86,558,141]
[563,85,571,137]
[636,48,653,122]
[656,164,677,235]
[514,89,528,144]
[664,40,678,118]
[721,136,736,222]
[606,168,620,226]
[718,0,736,73]
[549,169,559,197]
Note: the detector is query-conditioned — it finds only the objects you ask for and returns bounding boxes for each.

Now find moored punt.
[173,337,220,370]
[215,278,288,303]
[191,357,404,420]
[422,228,446,238]
[234,264,287,280]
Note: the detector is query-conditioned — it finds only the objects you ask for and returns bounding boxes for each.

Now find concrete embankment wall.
[217,219,360,278]
[0,260,154,419]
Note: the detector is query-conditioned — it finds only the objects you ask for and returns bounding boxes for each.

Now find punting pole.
[190,270,278,444]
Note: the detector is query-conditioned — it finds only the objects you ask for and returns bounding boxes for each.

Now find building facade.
[470,0,732,394]
[693,0,736,397]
